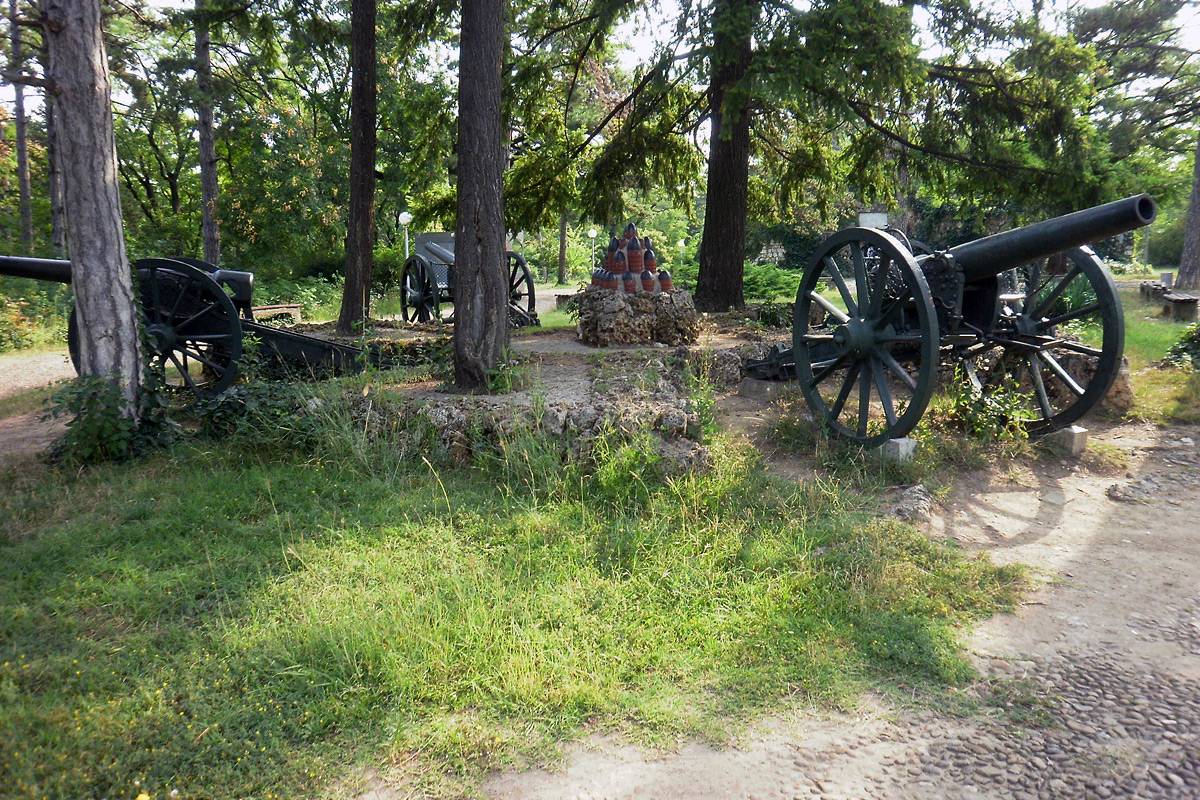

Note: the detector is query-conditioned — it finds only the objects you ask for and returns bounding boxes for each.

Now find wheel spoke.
[176,301,218,331]
[850,242,869,306]
[167,351,197,389]
[875,332,924,344]
[1039,302,1101,330]
[876,290,911,328]
[149,271,162,323]
[829,363,860,421]
[875,347,917,392]
[1032,265,1082,318]
[1023,258,1043,315]
[798,333,836,343]
[822,257,857,316]
[1055,340,1104,357]
[180,345,224,373]
[1041,352,1086,397]
[872,357,897,426]
[868,253,891,317]
[810,290,851,324]
[857,366,871,437]
[1027,353,1054,419]
[809,353,847,388]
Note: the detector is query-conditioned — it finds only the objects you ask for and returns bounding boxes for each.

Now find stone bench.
[251,303,303,324]
[1162,292,1199,323]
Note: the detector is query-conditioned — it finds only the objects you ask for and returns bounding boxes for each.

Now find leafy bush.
[0,297,37,352]
[1164,323,1200,370]
[44,371,177,465]
[927,367,1033,452]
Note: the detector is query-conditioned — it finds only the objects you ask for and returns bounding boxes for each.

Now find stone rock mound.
[576,286,700,347]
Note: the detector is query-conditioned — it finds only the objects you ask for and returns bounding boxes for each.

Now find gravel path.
[483,422,1200,799]
[0,349,74,401]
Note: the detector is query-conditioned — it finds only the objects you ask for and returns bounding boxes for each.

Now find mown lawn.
[0,414,1023,798]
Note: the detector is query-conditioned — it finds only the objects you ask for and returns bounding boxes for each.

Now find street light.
[399,211,414,259]
[677,238,685,264]
[588,228,598,265]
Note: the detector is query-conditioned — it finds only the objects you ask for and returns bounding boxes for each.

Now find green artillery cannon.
[399,233,539,327]
[0,255,365,397]
[747,195,1157,446]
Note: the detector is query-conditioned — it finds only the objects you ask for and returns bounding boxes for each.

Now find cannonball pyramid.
[590,222,674,294]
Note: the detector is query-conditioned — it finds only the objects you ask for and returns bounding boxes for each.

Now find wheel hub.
[833,318,876,355]
[145,322,177,355]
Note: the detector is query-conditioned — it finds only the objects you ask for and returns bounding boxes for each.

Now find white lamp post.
[399,211,414,259]
[677,238,685,264]
[588,228,598,265]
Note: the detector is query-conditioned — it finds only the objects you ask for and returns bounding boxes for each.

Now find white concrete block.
[881,437,917,463]
[1046,424,1089,457]
[1161,271,1174,289]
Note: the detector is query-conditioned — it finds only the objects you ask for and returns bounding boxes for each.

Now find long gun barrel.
[946,194,1157,283]
[0,255,73,284]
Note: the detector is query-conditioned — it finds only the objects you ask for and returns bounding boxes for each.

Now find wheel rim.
[402,256,439,323]
[137,258,241,396]
[794,228,939,447]
[964,246,1123,435]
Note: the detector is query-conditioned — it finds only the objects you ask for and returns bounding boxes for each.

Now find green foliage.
[43,371,177,466]
[0,400,1023,795]
[0,297,37,353]
[1164,323,1200,370]
[927,368,1034,452]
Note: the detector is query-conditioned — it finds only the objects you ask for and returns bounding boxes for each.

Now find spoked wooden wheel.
[70,258,243,399]
[507,252,537,327]
[794,228,939,447]
[401,254,440,323]
[965,246,1123,436]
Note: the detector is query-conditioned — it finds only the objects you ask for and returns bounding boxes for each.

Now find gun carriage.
[0,255,367,398]
[748,195,1157,446]
[400,233,539,327]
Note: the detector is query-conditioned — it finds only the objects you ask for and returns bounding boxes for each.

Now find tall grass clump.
[0,379,1024,797]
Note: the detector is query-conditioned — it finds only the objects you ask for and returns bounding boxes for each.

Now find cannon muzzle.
[0,255,73,284]
[946,194,1157,283]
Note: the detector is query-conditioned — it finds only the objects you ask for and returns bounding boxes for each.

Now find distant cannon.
[748,195,1157,446]
[400,233,539,327]
[0,255,364,398]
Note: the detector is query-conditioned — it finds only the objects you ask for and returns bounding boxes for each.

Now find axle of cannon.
[0,255,73,284]
[947,194,1156,284]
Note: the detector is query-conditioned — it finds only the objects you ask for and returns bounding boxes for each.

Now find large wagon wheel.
[401,254,440,323]
[794,228,939,447]
[965,246,1123,435]
[507,251,537,327]
[69,258,243,398]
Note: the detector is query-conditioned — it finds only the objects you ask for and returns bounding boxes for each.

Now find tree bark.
[46,95,66,255]
[44,0,141,414]
[336,0,377,335]
[1178,134,1200,291]
[194,0,220,265]
[556,211,568,284]
[694,0,758,312]
[10,0,33,252]
[454,0,507,390]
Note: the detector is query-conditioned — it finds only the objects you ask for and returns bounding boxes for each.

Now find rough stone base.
[1046,424,1089,457]
[576,286,700,347]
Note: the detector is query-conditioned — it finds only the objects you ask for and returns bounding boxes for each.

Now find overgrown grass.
[0,386,1023,797]
[1120,289,1200,424]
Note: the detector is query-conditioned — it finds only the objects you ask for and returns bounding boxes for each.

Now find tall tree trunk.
[336,0,377,335]
[10,0,33,252]
[194,0,220,265]
[694,0,758,312]
[46,96,66,255]
[453,0,507,390]
[44,0,141,414]
[556,211,568,284]
[1178,135,1200,291]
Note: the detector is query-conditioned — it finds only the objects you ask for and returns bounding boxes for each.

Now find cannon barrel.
[946,194,1157,283]
[0,255,73,284]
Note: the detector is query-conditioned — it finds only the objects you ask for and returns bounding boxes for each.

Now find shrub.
[0,297,37,352]
[1164,323,1200,370]
[44,370,177,465]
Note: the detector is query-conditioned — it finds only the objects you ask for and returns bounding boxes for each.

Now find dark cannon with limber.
[747,194,1157,446]
[0,255,369,397]
[400,233,539,327]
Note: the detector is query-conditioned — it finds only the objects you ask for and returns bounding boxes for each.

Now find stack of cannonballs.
[577,222,700,347]
[590,223,674,293]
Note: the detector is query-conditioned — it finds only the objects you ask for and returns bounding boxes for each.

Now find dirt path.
[0,349,73,401]
[484,420,1200,799]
